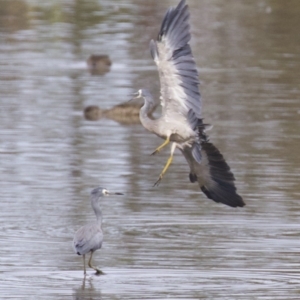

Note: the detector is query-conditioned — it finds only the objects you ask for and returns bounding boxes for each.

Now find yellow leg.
[154,142,176,186]
[151,136,170,155]
[88,251,104,275]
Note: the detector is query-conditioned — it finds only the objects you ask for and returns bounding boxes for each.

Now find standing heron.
[134,0,245,208]
[73,187,123,275]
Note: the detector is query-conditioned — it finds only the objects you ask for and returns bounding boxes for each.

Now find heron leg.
[154,142,176,186]
[151,136,170,155]
[88,251,104,275]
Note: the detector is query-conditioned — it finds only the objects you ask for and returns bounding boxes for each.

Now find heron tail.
[182,129,245,208]
[197,138,245,208]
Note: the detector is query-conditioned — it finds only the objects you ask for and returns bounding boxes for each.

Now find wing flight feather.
[150,0,201,120]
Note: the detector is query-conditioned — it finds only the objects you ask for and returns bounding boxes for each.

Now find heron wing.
[73,223,103,254]
[150,0,201,121]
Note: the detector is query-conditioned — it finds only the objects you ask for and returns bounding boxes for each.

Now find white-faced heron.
[73,187,123,275]
[133,0,245,208]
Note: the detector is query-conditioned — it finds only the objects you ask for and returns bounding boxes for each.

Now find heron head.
[90,187,107,198]
[91,186,124,198]
[102,188,110,196]
[132,89,153,101]
[132,89,143,99]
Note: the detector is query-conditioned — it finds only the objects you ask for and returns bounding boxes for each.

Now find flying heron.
[73,187,123,275]
[133,0,245,208]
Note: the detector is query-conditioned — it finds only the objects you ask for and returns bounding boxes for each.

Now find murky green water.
[0,0,300,299]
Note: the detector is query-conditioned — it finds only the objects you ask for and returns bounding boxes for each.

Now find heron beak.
[127,93,138,103]
[107,191,124,195]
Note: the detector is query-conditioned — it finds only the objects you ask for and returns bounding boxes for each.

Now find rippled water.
[0,0,300,299]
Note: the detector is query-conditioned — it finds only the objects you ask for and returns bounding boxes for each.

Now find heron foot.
[153,176,162,187]
[153,151,174,187]
[88,252,105,275]
[151,137,170,155]
[151,149,159,156]
[95,268,105,275]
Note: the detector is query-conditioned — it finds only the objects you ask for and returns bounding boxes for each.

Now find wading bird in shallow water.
[133,0,245,208]
[73,187,123,275]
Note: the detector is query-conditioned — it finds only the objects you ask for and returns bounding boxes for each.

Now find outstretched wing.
[150,0,201,121]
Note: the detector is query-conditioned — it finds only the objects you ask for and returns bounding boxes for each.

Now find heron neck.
[91,198,103,224]
[140,99,156,131]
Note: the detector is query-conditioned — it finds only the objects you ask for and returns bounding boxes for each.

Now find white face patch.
[102,189,109,195]
[138,89,142,98]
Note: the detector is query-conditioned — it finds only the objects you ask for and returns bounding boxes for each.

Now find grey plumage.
[135,0,244,208]
[73,187,123,275]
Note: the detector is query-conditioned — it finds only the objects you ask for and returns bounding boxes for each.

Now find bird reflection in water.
[72,276,101,300]
[87,54,112,75]
[84,91,159,125]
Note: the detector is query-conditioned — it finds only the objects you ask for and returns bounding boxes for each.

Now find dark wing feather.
[198,137,245,207]
[181,130,245,208]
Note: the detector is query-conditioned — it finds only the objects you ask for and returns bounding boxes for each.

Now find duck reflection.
[87,54,112,75]
[84,98,159,125]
